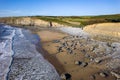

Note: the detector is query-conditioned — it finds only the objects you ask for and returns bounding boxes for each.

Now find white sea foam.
[0,26,15,80]
[0,25,60,80]
[16,29,24,38]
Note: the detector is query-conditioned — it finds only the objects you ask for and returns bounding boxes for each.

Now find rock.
[69,50,73,54]
[76,36,79,38]
[67,48,70,50]
[61,73,71,80]
[73,47,76,50]
[90,75,96,80]
[0,17,68,27]
[112,46,116,49]
[99,72,108,77]
[62,43,66,46]
[52,40,60,43]
[65,41,68,46]
[83,23,120,38]
[75,61,88,67]
[85,54,90,58]
[81,62,88,67]
[90,46,94,51]
[111,71,120,79]
[90,58,94,62]
[57,47,63,53]
[75,61,82,65]
[67,48,73,54]
[94,58,102,64]
[99,53,104,55]
[61,74,66,79]
[71,44,74,47]
[81,49,86,53]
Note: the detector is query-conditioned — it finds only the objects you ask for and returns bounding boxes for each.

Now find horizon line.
[0,13,120,18]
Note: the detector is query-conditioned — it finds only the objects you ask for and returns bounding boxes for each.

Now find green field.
[32,14,120,27]
[0,14,120,27]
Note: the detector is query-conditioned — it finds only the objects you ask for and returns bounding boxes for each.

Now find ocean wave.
[0,24,60,80]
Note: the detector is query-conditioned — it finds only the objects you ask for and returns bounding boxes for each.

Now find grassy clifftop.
[33,14,120,27]
[0,14,120,27]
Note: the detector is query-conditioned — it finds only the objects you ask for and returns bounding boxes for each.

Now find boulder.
[75,61,88,67]
[85,54,90,58]
[81,62,88,67]
[99,72,108,77]
[111,71,120,79]
[90,75,96,80]
[75,61,82,65]
[67,48,73,54]
[57,47,63,52]
[61,73,71,80]
[94,58,102,64]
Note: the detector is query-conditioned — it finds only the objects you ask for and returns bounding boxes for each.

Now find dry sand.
[37,29,116,80]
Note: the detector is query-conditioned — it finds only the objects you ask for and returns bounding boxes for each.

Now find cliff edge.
[0,17,68,27]
[83,23,120,38]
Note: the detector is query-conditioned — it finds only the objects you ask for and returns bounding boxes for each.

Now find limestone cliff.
[0,17,68,27]
[83,23,120,38]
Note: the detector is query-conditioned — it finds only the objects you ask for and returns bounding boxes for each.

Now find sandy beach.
[1,23,120,80]
[0,0,120,79]
[36,27,117,80]
[36,30,68,74]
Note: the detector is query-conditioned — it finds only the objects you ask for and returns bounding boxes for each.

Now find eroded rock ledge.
[0,17,68,27]
[83,23,120,38]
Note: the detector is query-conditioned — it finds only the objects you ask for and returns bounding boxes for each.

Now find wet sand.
[37,30,67,73]
[36,42,66,74]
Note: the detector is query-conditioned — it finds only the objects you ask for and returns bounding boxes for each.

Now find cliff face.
[0,17,67,27]
[83,23,120,38]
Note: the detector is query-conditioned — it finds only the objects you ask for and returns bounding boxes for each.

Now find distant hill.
[0,14,120,27]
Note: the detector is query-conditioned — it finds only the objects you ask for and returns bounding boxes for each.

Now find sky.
[0,0,120,17]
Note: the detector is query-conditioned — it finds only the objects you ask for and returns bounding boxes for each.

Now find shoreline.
[36,40,66,74]
[0,25,61,80]
[1,23,119,80]
[0,23,65,75]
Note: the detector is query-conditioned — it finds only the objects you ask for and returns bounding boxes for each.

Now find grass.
[0,14,120,27]
[33,14,120,27]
